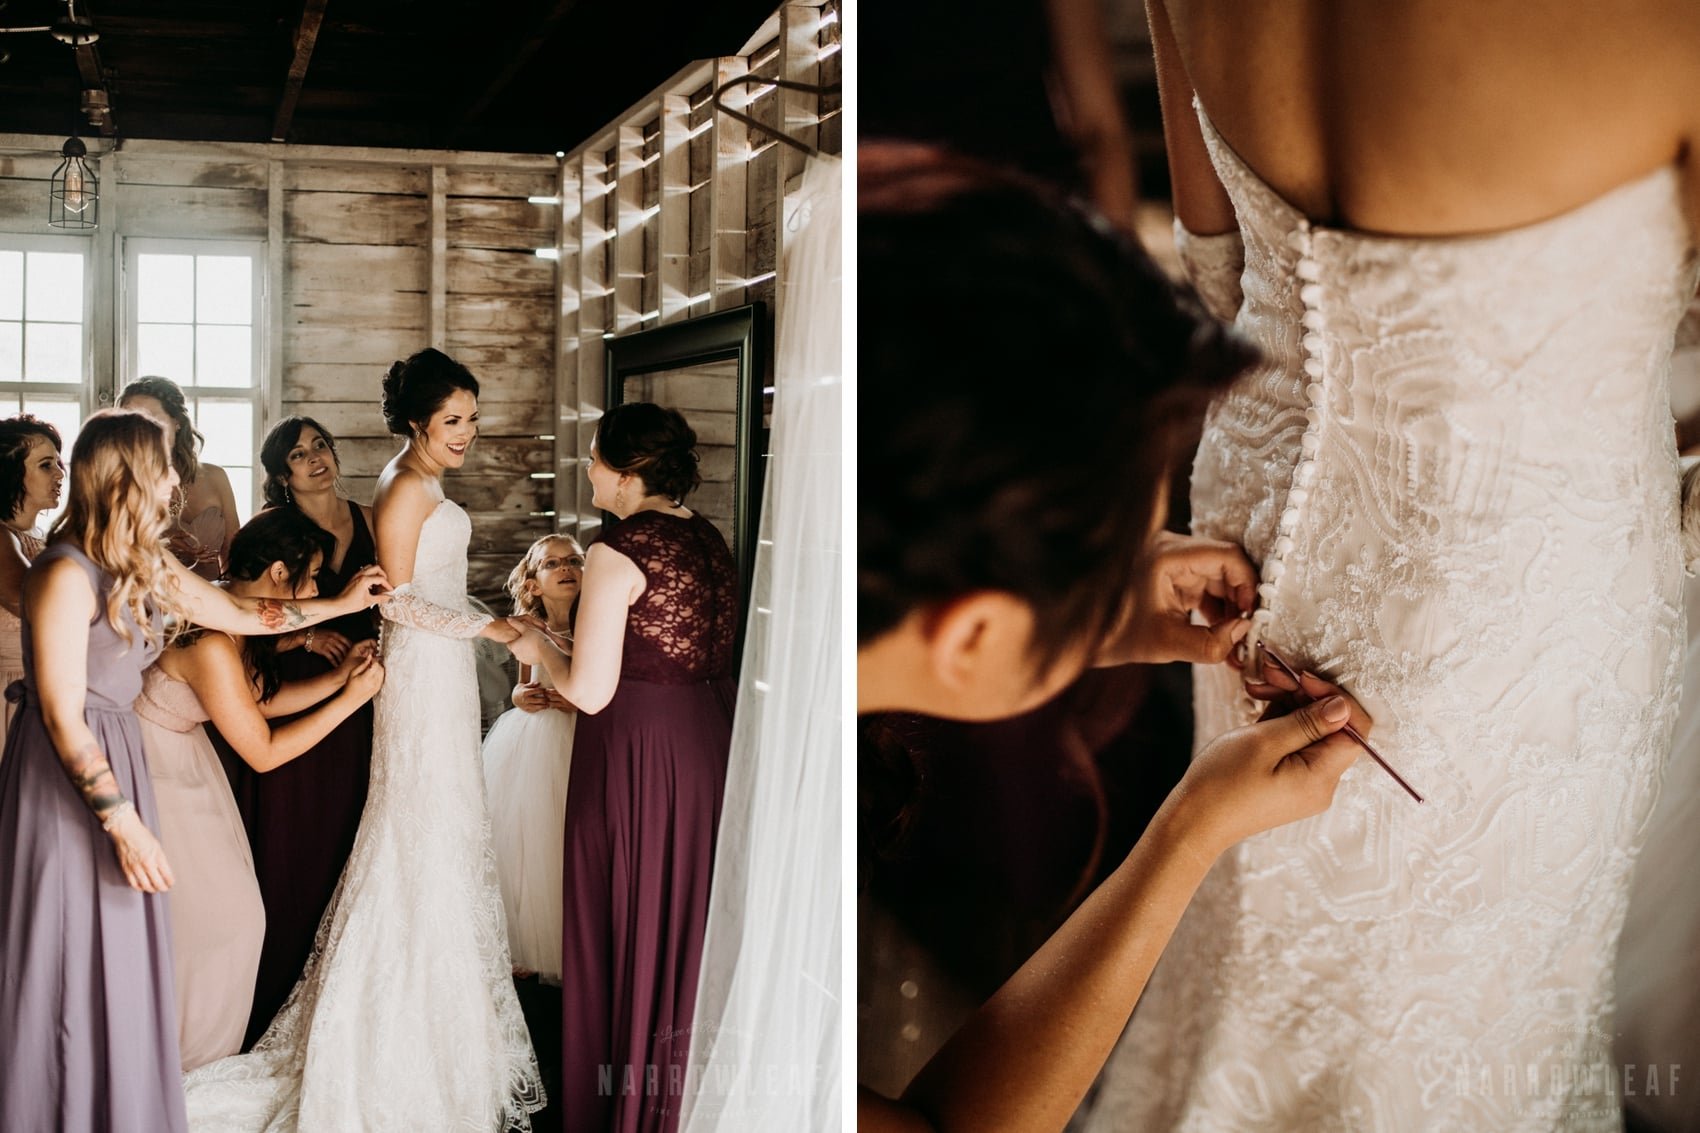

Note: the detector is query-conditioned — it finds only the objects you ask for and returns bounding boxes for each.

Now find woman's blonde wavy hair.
[48,409,188,648]
[506,533,584,619]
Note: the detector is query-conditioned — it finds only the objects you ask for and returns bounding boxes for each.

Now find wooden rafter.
[446,0,582,146]
[271,0,328,143]
[69,15,115,137]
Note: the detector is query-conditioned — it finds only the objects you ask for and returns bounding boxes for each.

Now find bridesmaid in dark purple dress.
[214,415,380,1046]
[511,403,738,1133]
[0,410,388,1133]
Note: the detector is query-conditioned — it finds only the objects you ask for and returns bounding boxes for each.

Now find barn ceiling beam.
[446,0,582,146]
[271,0,328,143]
[68,7,115,137]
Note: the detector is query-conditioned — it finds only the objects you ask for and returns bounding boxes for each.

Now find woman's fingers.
[1293,670,1374,735]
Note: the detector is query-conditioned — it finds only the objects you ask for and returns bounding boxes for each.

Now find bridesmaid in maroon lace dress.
[212,415,380,1047]
[511,403,738,1133]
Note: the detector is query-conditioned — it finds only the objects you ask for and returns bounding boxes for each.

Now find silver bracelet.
[101,798,134,832]
[305,629,316,654]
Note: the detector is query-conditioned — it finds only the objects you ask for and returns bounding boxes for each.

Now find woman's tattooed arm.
[62,739,128,822]
[255,598,308,631]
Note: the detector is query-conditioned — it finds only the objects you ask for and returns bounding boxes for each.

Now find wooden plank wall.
[0,139,557,607]
[553,0,842,552]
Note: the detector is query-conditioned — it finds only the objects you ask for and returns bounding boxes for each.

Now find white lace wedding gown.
[1081,102,1700,1132]
[183,498,546,1131]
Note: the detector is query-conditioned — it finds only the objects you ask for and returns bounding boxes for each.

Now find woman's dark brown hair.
[857,140,1258,674]
[594,402,703,504]
[260,415,344,508]
[0,414,62,523]
[220,507,336,703]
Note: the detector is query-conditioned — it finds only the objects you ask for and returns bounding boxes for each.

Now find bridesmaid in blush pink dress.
[120,377,239,581]
[143,507,385,1070]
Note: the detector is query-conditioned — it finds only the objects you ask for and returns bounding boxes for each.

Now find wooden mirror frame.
[603,302,767,612]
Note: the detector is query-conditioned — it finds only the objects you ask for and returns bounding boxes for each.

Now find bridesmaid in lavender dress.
[0,415,64,741]
[0,410,388,1133]
[511,403,738,1133]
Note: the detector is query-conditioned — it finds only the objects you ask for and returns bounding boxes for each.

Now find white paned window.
[124,240,265,520]
[0,238,91,527]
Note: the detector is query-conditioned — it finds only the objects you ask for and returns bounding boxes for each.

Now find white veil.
[679,154,843,1131]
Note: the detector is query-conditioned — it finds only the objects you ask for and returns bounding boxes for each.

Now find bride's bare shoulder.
[372,463,440,521]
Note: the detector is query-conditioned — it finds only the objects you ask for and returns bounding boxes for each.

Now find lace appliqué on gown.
[1081,102,1700,1132]
[183,499,544,1132]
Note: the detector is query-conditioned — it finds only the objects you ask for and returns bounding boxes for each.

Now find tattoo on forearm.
[63,742,127,819]
[256,598,309,630]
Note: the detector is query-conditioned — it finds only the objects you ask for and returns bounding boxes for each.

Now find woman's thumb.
[1268,695,1352,754]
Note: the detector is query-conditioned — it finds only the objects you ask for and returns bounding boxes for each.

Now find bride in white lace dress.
[1083,5,1700,1131]
[184,350,544,1131]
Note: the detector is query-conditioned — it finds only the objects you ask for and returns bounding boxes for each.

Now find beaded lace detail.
[1083,99,1700,1132]
[1172,218,1245,324]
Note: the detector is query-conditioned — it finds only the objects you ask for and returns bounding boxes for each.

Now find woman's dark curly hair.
[0,414,62,524]
[594,402,703,504]
[119,376,203,486]
[380,348,479,438]
[857,140,1259,675]
[223,508,336,703]
[260,415,344,508]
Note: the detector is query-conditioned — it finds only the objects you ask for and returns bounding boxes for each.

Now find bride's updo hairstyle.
[594,403,703,505]
[380,348,480,438]
[858,141,1259,675]
[219,508,336,702]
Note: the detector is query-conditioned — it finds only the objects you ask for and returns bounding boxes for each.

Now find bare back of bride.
[183,350,544,1131]
[1081,4,1700,1130]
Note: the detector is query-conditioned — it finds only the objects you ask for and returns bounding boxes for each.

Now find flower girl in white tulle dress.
[482,534,582,982]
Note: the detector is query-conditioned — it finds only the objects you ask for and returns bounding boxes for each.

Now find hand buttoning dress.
[183,498,545,1132]
[1082,101,1700,1132]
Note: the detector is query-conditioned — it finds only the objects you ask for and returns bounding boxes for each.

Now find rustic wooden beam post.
[574,146,609,547]
[271,0,329,143]
[612,123,645,335]
[708,55,750,312]
[429,164,447,350]
[656,93,692,326]
[90,149,119,407]
[554,154,579,530]
[265,159,285,444]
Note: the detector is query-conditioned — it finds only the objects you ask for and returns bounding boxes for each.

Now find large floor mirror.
[604,303,767,614]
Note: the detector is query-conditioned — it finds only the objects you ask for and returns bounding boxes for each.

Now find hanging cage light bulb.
[49,135,98,230]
